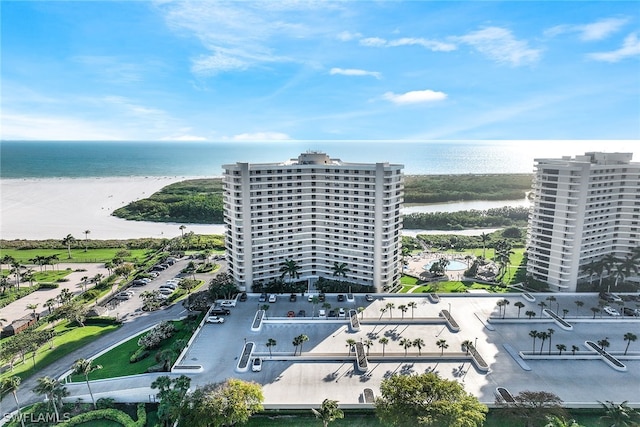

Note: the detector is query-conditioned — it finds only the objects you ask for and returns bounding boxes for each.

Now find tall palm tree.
[407,301,418,319]
[385,302,395,319]
[83,229,91,252]
[436,338,448,355]
[623,332,637,355]
[279,259,301,282]
[480,232,489,258]
[311,398,344,427]
[525,310,536,320]
[330,262,350,283]
[363,339,373,356]
[62,234,76,259]
[462,340,474,355]
[598,400,640,427]
[514,301,525,318]
[1,376,25,427]
[179,225,186,238]
[72,358,102,409]
[413,338,425,355]
[547,328,555,355]
[10,260,23,289]
[400,338,412,356]
[591,307,601,319]
[537,331,549,355]
[266,338,277,358]
[574,300,584,316]
[556,344,567,355]
[345,338,357,356]
[538,301,547,316]
[26,303,38,317]
[378,337,389,356]
[620,254,639,278]
[33,376,64,421]
[297,334,309,355]
[529,330,539,352]
[398,304,408,319]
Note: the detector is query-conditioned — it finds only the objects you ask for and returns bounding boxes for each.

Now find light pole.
[474,337,478,349]
[448,302,451,314]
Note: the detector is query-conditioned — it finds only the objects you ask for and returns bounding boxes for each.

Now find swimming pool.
[423,259,468,271]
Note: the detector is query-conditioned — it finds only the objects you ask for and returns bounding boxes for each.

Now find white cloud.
[456,27,541,66]
[336,31,361,41]
[545,17,629,41]
[360,36,456,52]
[383,89,447,105]
[387,37,457,52]
[231,132,291,141]
[329,68,381,79]
[588,32,640,62]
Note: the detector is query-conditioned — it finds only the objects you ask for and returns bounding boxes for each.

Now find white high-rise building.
[222,152,404,292]
[527,152,640,292]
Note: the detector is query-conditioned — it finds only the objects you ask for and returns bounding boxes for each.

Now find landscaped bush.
[129,347,150,363]
[56,403,146,427]
[38,283,59,289]
[138,321,175,349]
[84,316,119,326]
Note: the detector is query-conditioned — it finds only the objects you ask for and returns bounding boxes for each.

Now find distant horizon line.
[1,139,637,144]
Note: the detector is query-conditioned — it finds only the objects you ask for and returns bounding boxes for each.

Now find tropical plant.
[499,390,566,427]
[599,400,640,427]
[378,337,389,356]
[407,301,418,319]
[345,338,357,356]
[33,376,66,421]
[1,376,25,427]
[436,338,448,355]
[413,338,425,355]
[266,338,276,358]
[72,358,103,409]
[400,338,412,356]
[526,310,536,319]
[376,372,487,427]
[312,399,344,427]
[331,262,350,282]
[529,330,538,353]
[62,234,76,259]
[462,340,474,355]
[623,332,637,355]
[556,344,566,356]
[514,301,525,318]
[279,259,301,282]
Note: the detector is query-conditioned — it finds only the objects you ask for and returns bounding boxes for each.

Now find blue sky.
[2,1,639,141]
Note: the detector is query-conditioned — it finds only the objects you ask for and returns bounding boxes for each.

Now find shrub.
[38,283,59,289]
[138,321,175,349]
[130,347,150,363]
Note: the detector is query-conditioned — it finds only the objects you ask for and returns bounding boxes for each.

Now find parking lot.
[180,291,640,407]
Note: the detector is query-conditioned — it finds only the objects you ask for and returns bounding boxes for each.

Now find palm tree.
[83,229,91,252]
[45,298,56,313]
[385,302,395,319]
[591,307,601,319]
[538,301,547,316]
[571,345,579,356]
[514,301,525,318]
[62,234,76,259]
[462,340,474,355]
[526,310,536,320]
[537,331,549,355]
[480,232,489,258]
[379,307,387,320]
[298,334,309,354]
[292,336,301,355]
[179,225,186,238]
[597,337,610,351]
[378,337,389,356]
[436,338,448,355]
[357,306,365,319]
[72,358,102,409]
[331,262,350,283]
[26,303,39,317]
[496,300,506,318]
[599,400,640,427]
[34,376,64,421]
[400,338,412,356]
[310,295,320,317]
[562,309,569,319]
[398,304,408,319]
[407,301,418,319]
[279,259,301,282]
[1,376,25,427]
[266,338,277,358]
[574,300,584,317]
[412,338,425,355]
[261,304,270,319]
[623,332,637,355]
[546,295,558,313]
[556,344,567,355]
[547,328,555,355]
[311,398,344,427]
[501,299,510,318]
[529,330,539,353]
[346,338,357,356]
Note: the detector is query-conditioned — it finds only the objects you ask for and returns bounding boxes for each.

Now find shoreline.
[0,177,509,241]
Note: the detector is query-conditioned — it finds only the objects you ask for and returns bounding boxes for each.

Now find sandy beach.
[0,177,500,241]
[0,177,225,240]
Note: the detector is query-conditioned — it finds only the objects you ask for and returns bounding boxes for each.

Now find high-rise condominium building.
[222,152,404,292]
[527,152,639,292]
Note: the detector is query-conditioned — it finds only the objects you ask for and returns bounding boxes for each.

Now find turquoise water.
[0,140,634,178]
[424,260,468,270]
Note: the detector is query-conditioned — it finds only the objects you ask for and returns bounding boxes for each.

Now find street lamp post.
[474,337,478,349]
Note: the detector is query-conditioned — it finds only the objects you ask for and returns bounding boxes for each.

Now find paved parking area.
[181,292,640,407]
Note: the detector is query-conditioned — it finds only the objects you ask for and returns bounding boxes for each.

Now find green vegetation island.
[112,174,533,230]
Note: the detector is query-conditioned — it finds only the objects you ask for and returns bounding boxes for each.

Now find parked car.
[239,292,248,302]
[206,316,225,324]
[268,294,277,303]
[328,310,337,317]
[318,293,326,302]
[337,294,345,302]
[338,308,346,317]
[210,308,231,316]
[318,309,326,317]
[132,279,147,287]
[308,294,318,302]
[297,310,306,317]
[159,288,174,295]
[346,293,355,303]
[252,357,262,372]
[603,306,621,316]
[287,311,295,317]
[289,293,297,302]
[115,292,133,300]
[600,292,622,303]
[161,283,178,290]
[365,294,374,302]
[259,293,267,302]
[220,300,237,307]
[623,307,640,316]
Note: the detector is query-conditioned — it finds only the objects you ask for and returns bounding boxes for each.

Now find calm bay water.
[0,140,635,178]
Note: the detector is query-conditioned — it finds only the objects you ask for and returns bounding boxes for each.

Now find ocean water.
[0,140,636,178]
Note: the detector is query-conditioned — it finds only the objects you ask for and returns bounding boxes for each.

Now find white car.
[163,282,178,289]
[268,294,277,303]
[252,357,262,372]
[115,292,133,300]
[318,309,326,317]
[346,293,355,303]
[206,316,225,324]
[308,294,318,302]
[338,308,346,317]
[159,288,174,295]
[220,299,237,307]
[603,306,621,316]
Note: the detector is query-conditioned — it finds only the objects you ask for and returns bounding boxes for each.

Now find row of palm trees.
[279,259,351,282]
[0,358,101,427]
[580,248,640,289]
[528,330,637,355]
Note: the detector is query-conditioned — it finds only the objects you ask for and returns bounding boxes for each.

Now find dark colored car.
[289,293,297,302]
[318,293,326,302]
[297,310,306,317]
[287,311,295,317]
[328,310,337,317]
[239,292,248,302]
[337,294,345,302]
[210,308,231,316]
[258,293,267,302]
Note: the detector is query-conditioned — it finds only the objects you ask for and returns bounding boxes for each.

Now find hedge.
[57,403,146,427]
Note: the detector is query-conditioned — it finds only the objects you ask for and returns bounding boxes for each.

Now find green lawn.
[0,321,120,382]
[0,248,152,264]
[69,316,203,381]
[405,280,511,294]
